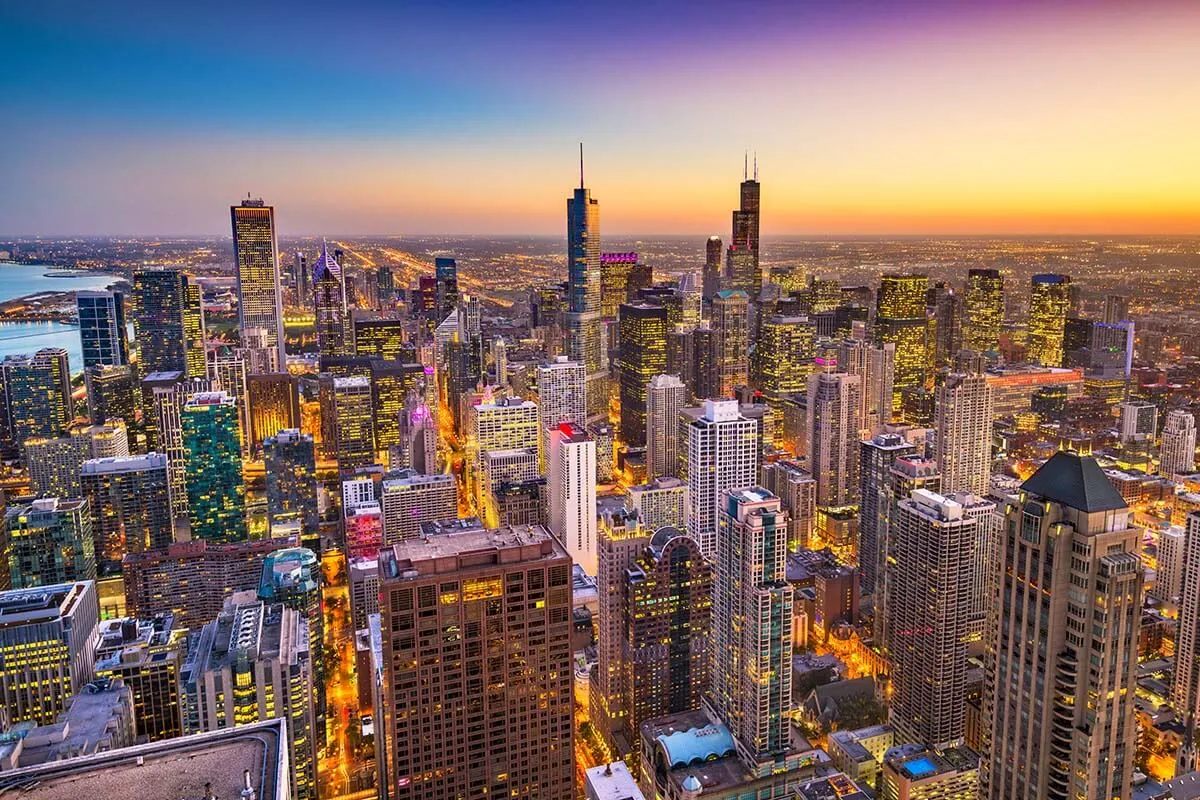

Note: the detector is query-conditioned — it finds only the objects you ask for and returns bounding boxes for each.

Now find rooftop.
[0,718,288,800]
[381,524,567,580]
[0,582,92,628]
[584,760,644,800]
[1021,450,1128,512]
[795,773,873,800]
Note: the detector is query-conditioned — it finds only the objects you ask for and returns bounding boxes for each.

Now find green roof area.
[1021,451,1127,513]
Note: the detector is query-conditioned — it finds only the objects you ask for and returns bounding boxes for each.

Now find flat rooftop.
[381,524,567,580]
[0,718,287,799]
[0,582,91,628]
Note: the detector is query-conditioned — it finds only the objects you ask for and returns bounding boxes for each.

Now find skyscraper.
[470,397,540,512]
[0,581,99,726]
[0,348,72,457]
[726,165,761,300]
[1161,409,1197,476]
[712,289,750,397]
[182,391,246,542]
[183,593,317,799]
[133,270,186,375]
[646,374,686,480]
[434,256,458,321]
[76,290,128,369]
[857,433,918,597]
[231,198,286,368]
[257,547,324,733]
[682,399,759,558]
[332,375,376,470]
[85,364,137,427]
[930,282,963,370]
[934,370,994,495]
[379,470,458,544]
[762,458,818,551]
[1026,273,1071,368]
[886,489,977,749]
[378,526,575,800]
[874,455,941,652]
[143,371,214,518]
[754,314,816,398]
[703,235,723,301]
[622,528,712,764]
[246,372,301,454]
[617,303,668,447]
[807,362,862,507]
[80,453,174,573]
[875,274,929,398]
[600,251,640,320]
[963,268,1004,353]
[836,338,895,437]
[4,498,96,589]
[1174,512,1200,730]
[548,422,598,575]
[708,488,793,766]
[263,429,319,536]
[566,153,606,421]
[983,451,1141,800]
[536,356,587,462]
[181,275,208,379]
[313,241,351,358]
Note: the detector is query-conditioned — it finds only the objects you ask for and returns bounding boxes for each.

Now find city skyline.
[5,1,1200,236]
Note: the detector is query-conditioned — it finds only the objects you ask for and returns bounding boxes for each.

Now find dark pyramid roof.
[1021,450,1127,512]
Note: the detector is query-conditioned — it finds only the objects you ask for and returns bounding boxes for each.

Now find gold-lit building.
[331,375,375,470]
[231,199,285,369]
[874,274,929,398]
[963,268,1004,353]
[1026,273,1071,367]
[712,290,750,398]
[754,314,816,398]
[617,302,667,447]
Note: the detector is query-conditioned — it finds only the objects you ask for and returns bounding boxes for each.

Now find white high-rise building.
[836,338,895,437]
[945,491,999,642]
[681,400,759,558]
[806,363,862,507]
[1119,400,1158,443]
[624,476,687,532]
[1154,524,1186,604]
[935,371,995,495]
[548,422,598,575]
[470,398,540,511]
[536,357,586,462]
[379,471,458,544]
[887,489,976,749]
[1160,409,1197,477]
[1175,512,1200,719]
[646,374,686,479]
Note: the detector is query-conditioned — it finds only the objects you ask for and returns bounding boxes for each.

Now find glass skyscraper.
[313,241,350,358]
[1027,273,1071,368]
[182,391,246,542]
[76,289,128,369]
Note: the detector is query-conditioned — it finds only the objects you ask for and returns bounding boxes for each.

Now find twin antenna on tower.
[743,150,758,181]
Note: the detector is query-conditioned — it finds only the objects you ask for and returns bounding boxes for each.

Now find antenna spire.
[743,151,748,181]
[579,143,585,189]
[753,151,758,181]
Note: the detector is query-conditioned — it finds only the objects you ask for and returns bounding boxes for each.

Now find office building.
[258,547,324,726]
[332,375,375,469]
[246,372,300,453]
[1026,273,1071,368]
[755,315,815,398]
[566,161,606,420]
[1118,399,1158,443]
[882,745,979,800]
[183,593,317,799]
[963,268,1004,353]
[726,167,761,299]
[379,470,458,544]
[25,430,92,498]
[76,290,127,369]
[807,363,862,507]
[703,235,723,301]
[133,270,204,377]
[396,392,439,475]
[143,371,215,517]
[4,499,96,589]
[620,529,711,756]
[985,365,1083,417]
[886,490,977,748]
[470,397,539,509]
[378,525,575,800]
[711,290,750,398]
[763,459,818,551]
[682,399,759,558]
[313,241,351,358]
[617,303,668,447]
[930,282,964,369]
[600,251,641,320]
[353,315,408,362]
[231,198,285,368]
[1162,410,1197,477]
[708,488,793,767]
[263,429,319,536]
[207,347,249,450]
[934,370,994,495]
[368,359,424,456]
[92,614,188,742]
[80,453,173,573]
[121,536,296,630]
[535,356,587,459]
[585,761,646,800]
[0,348,72,456]
[1153,524,1185,605]
[85,364,137,427]
[837,338,896,437]
[875,274,929,396]
[858,433,918,596]
[624,476,687,532]
[646,374,686,479]
[0,582,99,725]
[480,448,540,526]
[875,456,942,652]
[549,422,598,575]
[182,391,246,542]
[435,256,458,320]
[984,451,1141,800]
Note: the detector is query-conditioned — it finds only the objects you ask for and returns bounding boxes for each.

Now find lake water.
[0,262,124,371]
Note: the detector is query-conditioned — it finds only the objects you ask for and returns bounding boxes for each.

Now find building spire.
[579,142,585,189]
[753,151,758,181]
[743,150,748,181]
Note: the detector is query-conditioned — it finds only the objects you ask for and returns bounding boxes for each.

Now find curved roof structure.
[656,723,736,768]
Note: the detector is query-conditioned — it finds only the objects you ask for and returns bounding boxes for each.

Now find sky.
[3,0,1199,237]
